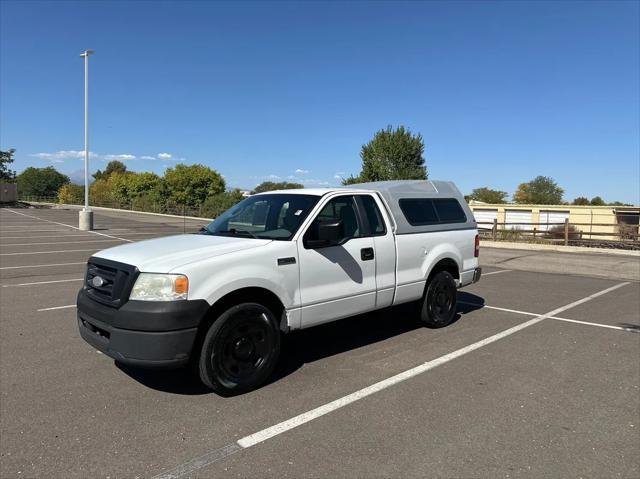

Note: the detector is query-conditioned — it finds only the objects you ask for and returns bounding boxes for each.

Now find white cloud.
[31,150,137,162]
[32,150,97,161]
[32,150,185,164]
[103,154,136,161]
[295,168,310,174]
[335,171,346,176]
[334,175,343,180]
[267,174,281,180]
[300,178,330,186]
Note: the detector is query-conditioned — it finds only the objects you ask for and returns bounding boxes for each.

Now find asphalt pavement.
[0,205,638,478]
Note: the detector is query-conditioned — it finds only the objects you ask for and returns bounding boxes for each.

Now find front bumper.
[77,288,209,368]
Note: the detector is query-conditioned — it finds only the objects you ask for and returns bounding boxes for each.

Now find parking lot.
[1,205,639,478]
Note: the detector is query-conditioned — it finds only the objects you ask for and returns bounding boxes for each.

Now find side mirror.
[305,220,344,248]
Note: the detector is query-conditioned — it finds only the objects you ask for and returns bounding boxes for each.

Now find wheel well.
[194,287,286,347]
[428,258,460,282]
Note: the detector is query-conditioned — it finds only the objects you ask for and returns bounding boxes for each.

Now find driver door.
[297,195,377,328]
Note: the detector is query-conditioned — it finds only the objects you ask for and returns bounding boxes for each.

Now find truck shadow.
[116,291,486,395]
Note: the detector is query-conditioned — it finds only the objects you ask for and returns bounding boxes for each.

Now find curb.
[480,240,640,257]
[24,201,212,222]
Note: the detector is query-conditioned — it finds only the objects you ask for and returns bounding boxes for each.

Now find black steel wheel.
[420,270,457,328]
[198,303,280,395]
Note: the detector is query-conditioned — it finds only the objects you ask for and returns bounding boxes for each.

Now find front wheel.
[420,271,457,328]
[197,303,281,396]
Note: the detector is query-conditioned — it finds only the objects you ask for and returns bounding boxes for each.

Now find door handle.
[361,247,374,261]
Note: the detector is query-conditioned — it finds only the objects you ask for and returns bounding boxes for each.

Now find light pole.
[79,49,94,230]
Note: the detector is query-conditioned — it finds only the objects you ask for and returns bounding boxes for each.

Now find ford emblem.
[91,276,105,288]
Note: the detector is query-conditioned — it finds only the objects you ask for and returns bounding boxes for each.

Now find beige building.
[468,202,640,241]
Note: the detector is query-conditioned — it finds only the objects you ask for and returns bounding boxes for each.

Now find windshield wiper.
[219,228,259,239]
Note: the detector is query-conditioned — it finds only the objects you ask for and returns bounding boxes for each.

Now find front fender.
[176,242,300,312]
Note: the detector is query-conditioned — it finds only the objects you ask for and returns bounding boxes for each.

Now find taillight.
[474,234,480,257]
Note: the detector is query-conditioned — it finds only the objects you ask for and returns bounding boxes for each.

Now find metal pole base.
[79,210,94,231]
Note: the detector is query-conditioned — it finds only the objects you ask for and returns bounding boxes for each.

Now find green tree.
[341,175,363,186]
[513,176,564,204]
[89,178,116,205]
[572,196,590,205]
[108,172,162,204]
[0,148,16,181]
[590,196,606,206]
[57,184,84,204]
[93,160,128,181]
[469,187,508,204]
[17,166,69,197]
[163,163,225,207]
[344,125,427,185]
[251,181,303,194]
[201,189,246,218]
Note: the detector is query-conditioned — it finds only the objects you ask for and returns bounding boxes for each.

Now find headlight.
[129,273,189,301]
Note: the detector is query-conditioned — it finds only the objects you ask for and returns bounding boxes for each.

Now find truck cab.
[77,180,480,395]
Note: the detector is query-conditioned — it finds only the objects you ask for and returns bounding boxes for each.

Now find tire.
[420,271,457,328]
[197,302,281,396]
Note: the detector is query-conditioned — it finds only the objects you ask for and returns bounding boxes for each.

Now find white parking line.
[0,248,99,256]
[1,239,124,246]
[4,209,134,242]
[458,301,636,332]
[37,304,75,312]
[2,278,83,287]
[0,232,166,239]
[151,282,630,479]
[0,262,86,270]
[482,269,512,276]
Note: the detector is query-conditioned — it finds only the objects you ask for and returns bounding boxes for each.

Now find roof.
[255,180,460,197]
[256,180,477,234]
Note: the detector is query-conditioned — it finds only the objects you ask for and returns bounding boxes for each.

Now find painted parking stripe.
[37,304,76,312]
[0,232,171,239]
[2,278,83,287]
[151,282,629,479]
[0,262,86,270]
[4,209,134,242]
[0,248,99,256]
[458,301,636,333]
[481,269,512,276]
[0,239,124,246]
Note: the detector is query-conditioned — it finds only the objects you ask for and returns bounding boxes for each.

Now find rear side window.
[433,199,467,223]
[399,199,438,225]
[399,198,466,226]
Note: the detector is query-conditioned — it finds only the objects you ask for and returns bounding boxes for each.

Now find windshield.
[204,194,320,240]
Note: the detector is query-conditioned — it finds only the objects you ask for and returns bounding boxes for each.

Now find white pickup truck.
[77,180,481,395]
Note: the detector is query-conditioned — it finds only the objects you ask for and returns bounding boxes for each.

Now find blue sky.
[1,0,638,203]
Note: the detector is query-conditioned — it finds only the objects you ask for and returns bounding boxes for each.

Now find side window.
[358,195,386,235]
[399,198,467,226]
[399,199,438,226]
[306,196,361,242]
[433,199,467,223]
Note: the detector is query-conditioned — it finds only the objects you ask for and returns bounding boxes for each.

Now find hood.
[93,234,271,273]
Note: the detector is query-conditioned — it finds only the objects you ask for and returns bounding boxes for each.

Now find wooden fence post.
[564,218,569,246]
[492,218,497,241]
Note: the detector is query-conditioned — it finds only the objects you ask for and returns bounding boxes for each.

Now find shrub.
[201,189,245,218]
[546,224,582,240]
[57,184,84,205]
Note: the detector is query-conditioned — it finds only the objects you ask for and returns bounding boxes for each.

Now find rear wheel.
[420,270,457,328]
[197,303,281,395]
